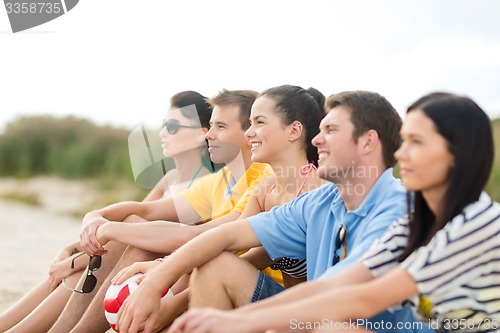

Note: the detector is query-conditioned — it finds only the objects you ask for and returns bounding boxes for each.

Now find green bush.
[0,115,499,202]
[0,115,134,181]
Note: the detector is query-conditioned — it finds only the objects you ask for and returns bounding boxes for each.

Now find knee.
[122,245,158,261]
[191,252,239,283]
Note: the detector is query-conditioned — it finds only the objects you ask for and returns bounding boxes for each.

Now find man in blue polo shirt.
[115,91,432,333]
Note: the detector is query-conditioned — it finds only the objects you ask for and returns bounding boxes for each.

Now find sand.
[0,177,92,313]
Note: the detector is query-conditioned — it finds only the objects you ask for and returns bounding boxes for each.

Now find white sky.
[1,0,500,132]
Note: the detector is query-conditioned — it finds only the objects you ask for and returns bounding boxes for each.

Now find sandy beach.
[0,177,90,313]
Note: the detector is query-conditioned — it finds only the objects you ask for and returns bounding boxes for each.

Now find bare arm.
[167,264,412,333]
[240,247,276,270]
[97,188,260,255]
[48,241,88,291]
[237,263,375,315]
[115,220,261,332]
[240,265,417,332]
[81,194,203,254]
[83,198,176,225]
[144,219,260,292]
[97,221,205,254]
[114,176,269,252]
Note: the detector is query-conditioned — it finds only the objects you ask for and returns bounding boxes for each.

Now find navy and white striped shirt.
[363,193,500,333]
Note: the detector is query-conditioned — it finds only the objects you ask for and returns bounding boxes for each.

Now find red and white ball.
[103,273,173,332]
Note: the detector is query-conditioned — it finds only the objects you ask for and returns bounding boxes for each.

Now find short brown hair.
[207,89,259,130]
[325,91,402,168]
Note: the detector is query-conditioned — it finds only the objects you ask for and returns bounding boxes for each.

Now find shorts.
[250,271,285,303]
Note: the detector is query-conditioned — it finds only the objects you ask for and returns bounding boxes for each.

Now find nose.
[205,127,215,140]
[311,131,323,147]
[245,124,256,140]
[394,142,407,162]
[159,125,167,138]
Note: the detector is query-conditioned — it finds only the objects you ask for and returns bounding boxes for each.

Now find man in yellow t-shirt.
[182,162,271,223]
[50,90,279,333]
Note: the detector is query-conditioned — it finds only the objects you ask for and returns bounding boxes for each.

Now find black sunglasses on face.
[162,119,200,135]
[332,225,347,266]
[62,254,102,294]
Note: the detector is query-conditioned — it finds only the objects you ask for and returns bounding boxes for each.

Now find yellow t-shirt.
[182,162,283,286]
[181,163,272,222]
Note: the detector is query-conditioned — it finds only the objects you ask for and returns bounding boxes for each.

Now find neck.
[422,187,448,223]
[270,151,310,191]
[172,148,206,183]
[226,149,253,180]
[336,162,386,211]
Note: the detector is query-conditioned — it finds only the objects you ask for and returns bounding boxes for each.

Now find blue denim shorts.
[251,271,285,303]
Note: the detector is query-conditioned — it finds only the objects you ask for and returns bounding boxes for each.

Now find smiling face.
[312,105,361,182]
[159,107,205,158]
[245,96,292,164]
[395,109,454,196]
[205,104,249,164]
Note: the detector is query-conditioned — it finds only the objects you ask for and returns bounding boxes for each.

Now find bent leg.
[190,252,261,310]
[5,271,81,333]
[0,279,51,332]
[48,214,146,332]
[70,245,160,333]
[48,239,127,332]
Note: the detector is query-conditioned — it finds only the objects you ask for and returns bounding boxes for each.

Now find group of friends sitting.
[1,86,498,333]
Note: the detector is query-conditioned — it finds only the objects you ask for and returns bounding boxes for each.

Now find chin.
[251,154,265,163]
[401,181,419,192]
[162,149,172,157]
[210,155,224,164]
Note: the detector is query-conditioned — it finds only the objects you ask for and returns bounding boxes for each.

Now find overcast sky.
[1,0,499,132]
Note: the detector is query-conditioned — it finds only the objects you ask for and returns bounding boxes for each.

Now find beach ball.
[103,273,173,332]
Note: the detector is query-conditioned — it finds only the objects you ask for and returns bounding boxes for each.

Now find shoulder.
[445,193,500,240]
[252,175,277,195]
[294,182,339,208]
[367,172,406,215]
[165,169,178,182]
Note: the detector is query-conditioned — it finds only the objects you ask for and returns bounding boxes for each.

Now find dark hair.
[326,91,402,168]
[170,91,215,171]
[398,93,494,261]
[170,91,212,129]
[207,89,259,130]
[260,85,325,166]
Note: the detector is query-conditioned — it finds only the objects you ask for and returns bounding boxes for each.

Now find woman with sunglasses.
[174,92,499,333]
[110,85,327,332]
[0,90,215,333]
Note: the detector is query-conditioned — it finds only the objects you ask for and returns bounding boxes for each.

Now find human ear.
[289,120,303,142]
[361,129,379,152]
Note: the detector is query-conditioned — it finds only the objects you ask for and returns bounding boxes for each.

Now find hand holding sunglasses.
[62,253,102,294]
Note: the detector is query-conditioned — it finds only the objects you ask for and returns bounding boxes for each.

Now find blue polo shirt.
[248,168,406,280]
[248,169,435,333]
